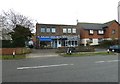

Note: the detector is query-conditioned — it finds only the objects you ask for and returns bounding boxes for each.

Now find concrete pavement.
[26,49,60,58]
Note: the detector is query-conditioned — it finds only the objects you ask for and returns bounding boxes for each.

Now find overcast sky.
[0,0,120,25]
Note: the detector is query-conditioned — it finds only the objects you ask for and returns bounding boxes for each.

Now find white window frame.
[63,28,67,33]
[98,30,104,34]
[89,30,93,34]
[46,28,50,32]
[68,28,71,33]
[52,28,56,33]
[41,28,45,32]
[72,28,76,33]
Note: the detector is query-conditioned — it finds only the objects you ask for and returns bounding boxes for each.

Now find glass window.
[89,38,93,43]
[46,27,50,32]
[89,30,93,34]
[41,28,45,32]
[72,28,76,33]
[52,28,56,33]
[112,30,115,34]
[98,38,103,43]
[98,30,104,34]
[75,41,77,45]
[63,28,67,33]
[68,28,71,33]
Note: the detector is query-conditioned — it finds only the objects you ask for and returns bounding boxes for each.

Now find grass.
[0,55,26,60]
[60,51,115,57]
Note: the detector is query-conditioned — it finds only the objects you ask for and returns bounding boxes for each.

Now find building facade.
[36,23,80,48]
[77,20,120,46]
[36,20,120,48]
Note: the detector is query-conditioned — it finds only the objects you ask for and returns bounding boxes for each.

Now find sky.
[0,0,120,25]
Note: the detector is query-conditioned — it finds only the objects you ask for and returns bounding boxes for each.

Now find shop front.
[37,36,79,48]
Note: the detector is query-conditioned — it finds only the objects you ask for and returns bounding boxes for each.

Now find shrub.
[95,40,119,48]
[56,46,95,53]
[75,46,95,52]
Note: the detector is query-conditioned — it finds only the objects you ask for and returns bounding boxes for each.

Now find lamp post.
[118,1,120,23]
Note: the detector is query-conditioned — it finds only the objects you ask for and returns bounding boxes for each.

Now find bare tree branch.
[0,9,34,31]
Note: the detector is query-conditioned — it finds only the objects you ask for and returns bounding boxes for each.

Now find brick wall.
[0,48,31,55]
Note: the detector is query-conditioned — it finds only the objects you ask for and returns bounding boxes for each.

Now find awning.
[39,37,52,42]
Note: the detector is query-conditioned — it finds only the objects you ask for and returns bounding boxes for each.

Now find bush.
[95,40,119,48]
[2,40,14,48]
[75,46,95,52]
[56,46,95,53]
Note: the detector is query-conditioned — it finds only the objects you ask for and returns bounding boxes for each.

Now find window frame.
[98,30,104,35]
[63,28,67,33]
[51,27,56,33]
[89,30,94,35]
[68,28,71,33]
[46,27,51,33]
[72,28,76,33]
[41,28,45,32]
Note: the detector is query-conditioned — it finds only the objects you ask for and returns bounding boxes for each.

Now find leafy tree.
[9,25,33,47]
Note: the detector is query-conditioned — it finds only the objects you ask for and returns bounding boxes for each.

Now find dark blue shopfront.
[39,37,52,42]
[37,36,79,48]
[37,36,61,48]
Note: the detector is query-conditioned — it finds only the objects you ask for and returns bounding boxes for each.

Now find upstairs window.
[46,27,50,32]
[68,28,71,33]
[98,30,104,34]
[41,28,45,32]
[89,30,93,34]
[112,30,115,34]
[72,28,76,33]
[52,27,56,33]
[63,28,67,33]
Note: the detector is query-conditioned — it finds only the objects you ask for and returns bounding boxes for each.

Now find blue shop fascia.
[37,35,80,48]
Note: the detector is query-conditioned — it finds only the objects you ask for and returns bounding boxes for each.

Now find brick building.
[77,20,120,46]
[36,20,120,48]
[36,23,80,48]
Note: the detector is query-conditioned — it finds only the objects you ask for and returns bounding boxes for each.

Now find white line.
[95,60,120,63]
[95,61,105,63]
[17,64,74,70]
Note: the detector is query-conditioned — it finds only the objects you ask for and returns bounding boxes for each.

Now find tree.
[0,9,34,31]
[9,25,33,47]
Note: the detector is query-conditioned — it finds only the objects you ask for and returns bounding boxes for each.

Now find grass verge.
[0,55,26,60]
[60,52,115,57]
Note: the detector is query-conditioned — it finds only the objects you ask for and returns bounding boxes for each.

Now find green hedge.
[56,46,95,53]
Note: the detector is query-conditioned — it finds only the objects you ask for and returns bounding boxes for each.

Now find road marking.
[17,64,74,70]
[95,60,120,63]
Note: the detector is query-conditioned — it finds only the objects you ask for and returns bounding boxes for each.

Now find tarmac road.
[2,54,118,82]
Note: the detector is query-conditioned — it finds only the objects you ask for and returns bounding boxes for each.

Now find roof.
[36,23,76,27]
[103,20,117,27]
[77,20,117,30]
[77,23,103,30]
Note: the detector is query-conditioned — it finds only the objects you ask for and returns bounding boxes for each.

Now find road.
[2,55,118,82]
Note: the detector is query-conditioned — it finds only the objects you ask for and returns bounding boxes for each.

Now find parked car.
[107,45,120,53]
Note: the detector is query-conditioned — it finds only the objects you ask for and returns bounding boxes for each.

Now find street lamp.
[118,1,120,23]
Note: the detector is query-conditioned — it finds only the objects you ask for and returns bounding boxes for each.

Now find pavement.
[26,49,60,58]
